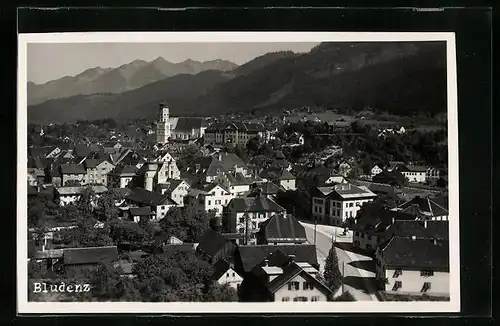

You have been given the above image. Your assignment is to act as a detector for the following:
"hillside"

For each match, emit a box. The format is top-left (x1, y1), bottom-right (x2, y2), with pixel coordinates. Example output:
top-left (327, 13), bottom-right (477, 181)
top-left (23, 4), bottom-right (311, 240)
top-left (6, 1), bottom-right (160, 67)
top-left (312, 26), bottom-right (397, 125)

top-left (28, 70), bottom-right (231, 123)
top-left (27, 41), bottom-right (447, 123)
top-left (27, 58), bottom-right (238, 106)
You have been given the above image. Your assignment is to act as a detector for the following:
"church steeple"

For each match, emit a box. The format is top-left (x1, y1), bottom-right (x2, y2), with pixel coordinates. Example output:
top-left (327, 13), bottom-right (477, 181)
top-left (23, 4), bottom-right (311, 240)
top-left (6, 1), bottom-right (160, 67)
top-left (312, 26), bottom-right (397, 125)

top-left (156, 102), bottom-right (171, 144)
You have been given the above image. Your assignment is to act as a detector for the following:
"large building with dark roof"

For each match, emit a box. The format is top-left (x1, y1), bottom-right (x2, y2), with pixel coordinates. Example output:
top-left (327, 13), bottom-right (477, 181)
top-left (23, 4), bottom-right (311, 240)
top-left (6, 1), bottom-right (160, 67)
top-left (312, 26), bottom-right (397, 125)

top-left (256, 214), bottom-right (307, 245)
top-left (204, 121), bottom-right (266, 145)
top-left (375, 237), bottom-right (449, 296)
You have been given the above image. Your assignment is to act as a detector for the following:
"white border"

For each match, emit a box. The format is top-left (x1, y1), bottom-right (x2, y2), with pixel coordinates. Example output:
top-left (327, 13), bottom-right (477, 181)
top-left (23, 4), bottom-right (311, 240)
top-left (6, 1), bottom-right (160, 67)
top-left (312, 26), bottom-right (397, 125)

top-left (17, 32), bottom-right (460, 314)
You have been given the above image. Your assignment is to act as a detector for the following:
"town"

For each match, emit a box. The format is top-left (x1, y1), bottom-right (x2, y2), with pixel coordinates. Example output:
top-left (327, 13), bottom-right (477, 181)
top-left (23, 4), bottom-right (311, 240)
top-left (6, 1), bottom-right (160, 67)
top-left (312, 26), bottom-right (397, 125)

top-left (27, 102), bottom-right (450, 303)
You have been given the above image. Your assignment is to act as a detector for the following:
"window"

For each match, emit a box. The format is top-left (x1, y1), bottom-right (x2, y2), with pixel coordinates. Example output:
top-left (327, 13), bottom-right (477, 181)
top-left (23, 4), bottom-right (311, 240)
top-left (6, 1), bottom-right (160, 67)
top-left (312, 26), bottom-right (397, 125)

top-left (420, 270), bottom-right (434, 277)
top-left (208, 200), bottom-right (211, 205)
top-left (367, 235), bottom-right (372, 240)
top-left (282, 297), bottom-right (290, 302)
top-left (226, 273), bottom-right (229, 277)
top-left (346, 203), bottom-right (349, 208)
top-left (349, 203), bottom-right (353, 207)
top-left (392, 281), bottom-right (402, 291)
top-left (232, 273), bottom-right (235, 277)
top-left (311, 296), bottom-right (320, 302)
top-left (421, 282), bottom-right (431, 292)
top-left (293, 297), bottom-right (308, 302)
top-left (345, 212), bottom-right (348, 218)
top-left (393, 269), bottom-right (403, 278)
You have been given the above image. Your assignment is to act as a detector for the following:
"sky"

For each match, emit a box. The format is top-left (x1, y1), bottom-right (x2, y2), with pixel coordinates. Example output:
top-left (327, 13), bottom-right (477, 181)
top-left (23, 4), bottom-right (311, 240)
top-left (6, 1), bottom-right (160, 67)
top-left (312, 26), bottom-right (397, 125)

top-left (27, 42), bottom-right (319, 84)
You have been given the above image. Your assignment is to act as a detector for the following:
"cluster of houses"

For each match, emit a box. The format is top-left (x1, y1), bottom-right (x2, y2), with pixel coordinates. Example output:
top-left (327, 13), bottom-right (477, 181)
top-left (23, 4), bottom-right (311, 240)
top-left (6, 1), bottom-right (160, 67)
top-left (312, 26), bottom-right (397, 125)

top-left (370, 161), bottom-right (447, 185)
top-left (27, 103), bottom-right (451, 300)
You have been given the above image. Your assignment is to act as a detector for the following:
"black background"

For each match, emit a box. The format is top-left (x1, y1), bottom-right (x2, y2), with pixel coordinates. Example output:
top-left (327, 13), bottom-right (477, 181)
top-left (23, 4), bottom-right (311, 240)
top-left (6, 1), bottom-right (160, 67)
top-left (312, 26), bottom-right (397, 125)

top-left (2, 4), bottom-right (494, 325)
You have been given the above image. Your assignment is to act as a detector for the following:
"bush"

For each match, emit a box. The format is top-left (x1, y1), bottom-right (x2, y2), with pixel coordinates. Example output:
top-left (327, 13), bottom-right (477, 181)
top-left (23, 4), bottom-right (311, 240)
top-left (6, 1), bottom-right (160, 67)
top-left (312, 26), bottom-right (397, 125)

top-left (334, 291), bottom-right (356, 301)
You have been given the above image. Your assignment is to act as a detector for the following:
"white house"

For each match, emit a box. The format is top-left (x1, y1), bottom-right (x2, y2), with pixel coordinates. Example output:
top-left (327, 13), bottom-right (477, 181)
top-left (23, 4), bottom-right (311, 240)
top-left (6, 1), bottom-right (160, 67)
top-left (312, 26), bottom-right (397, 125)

top-left (84, 158), bottom-right (115, 186)
top-left (124, 187), bottom-right (178, 221)
top-left (278, 169), bottom-right (296, 191)
top-left (157, 179), bottom-right (190, 206)
top-left (107, 165), bottom-right (137, 189)
top-left (397, 165), bottom-right (427, 183)
top-left (212, 259), bottom-right (243, 291)
top-left (311, 183), bottom-right (377, 226)
top-left (371, 165), bottom-right (383, 178)
top-left (54, 185), bottom-right (108, 207)
top-left (192, 183), bottom-right (234, 216)
top-left (376, 237), bottom-right (449, 296)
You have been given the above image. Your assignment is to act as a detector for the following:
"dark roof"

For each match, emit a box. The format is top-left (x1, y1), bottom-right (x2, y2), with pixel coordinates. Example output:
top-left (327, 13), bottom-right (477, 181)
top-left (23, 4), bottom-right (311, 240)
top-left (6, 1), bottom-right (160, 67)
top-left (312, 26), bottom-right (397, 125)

top-left (229, 196), bottom-right (285, 213)
top-left (63, 246), bottom-right (118, 265)
top-left (171, 117), bottom-right (205, 131)
top-left (352, 209), bottom-right (416, 233)
top-left (266, 262), bottom-right (332, 295)
top-left (126, 187), bottom-right (177, 206)
top-left (60, 164), bottom-right (87, 175)
top-left (237, 244), bottom-right (318, 272)
top-left (211, 259), bottom-right (233, 280)
top-left (129, 206), bottom-right (153, 216)
top-left (28, 156), bottom-right (47, 169)
top-left (83, 159), bottom-right (99, 169)
top-left (397, 196), bottom-right (449, 217)
top-left (196, 229), bottom-right (231, 258)
top-left (206, 121), bottom-right (265, 133)
top-left (28, 186), bottom-right (39, 196)
top-left (381, 237), bottom-right (449, 270)
top-left (260, 214), bottom-right (307, 241)
top-left (73, 144), bottom-right (91, 158)
top-left (398, 165), bottom-right (427, 172)
top-left (109, 165), bottom-right (138, 176)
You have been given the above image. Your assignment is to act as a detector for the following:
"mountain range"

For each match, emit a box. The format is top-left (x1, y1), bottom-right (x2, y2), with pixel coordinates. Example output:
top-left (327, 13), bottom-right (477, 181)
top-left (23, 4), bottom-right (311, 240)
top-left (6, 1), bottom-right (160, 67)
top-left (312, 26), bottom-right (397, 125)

top-left (27, 58), bottom-right (238, 105)
top-left (27, 42), bottom-right (447, 123)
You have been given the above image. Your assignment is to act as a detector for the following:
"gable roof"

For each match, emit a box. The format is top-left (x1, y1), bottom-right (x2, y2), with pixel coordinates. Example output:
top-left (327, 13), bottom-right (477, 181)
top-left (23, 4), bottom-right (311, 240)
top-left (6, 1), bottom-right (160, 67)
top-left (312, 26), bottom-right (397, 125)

top-left (63, 246), bottom-right (118, 265)
top-left (126, 187), bottom-right (177, 206)
top-left (170, 117), bottom-right (205, 131)
top-left (266, 262), bottom-right (332, 295)
top-left (259, 214), bottom-right (307, 242)
top-left (237, 244), bottom-right (318, 273)
top-left (380, 237), bottom-right (449, 271)
top-left (109, 165), bottom-right (138, 176)
top-left (196, 229), bottom-right (232, 258)
top-left (397, 196), bottom-right (449, 217)
top-left (210, 259), bottom-right (239, 281)
top-left (60, 164), bottom-right (87, 175)
top-left (229, 196), bottom-right (285, 213)
top-left (129, 206), bottom-right (153, 216)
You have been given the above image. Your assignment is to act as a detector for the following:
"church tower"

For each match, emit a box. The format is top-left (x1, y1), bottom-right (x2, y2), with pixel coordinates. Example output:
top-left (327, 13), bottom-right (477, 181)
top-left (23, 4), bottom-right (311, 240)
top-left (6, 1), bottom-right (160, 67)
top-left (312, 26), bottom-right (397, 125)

top-left (156, 102), bottom-right (171, 143)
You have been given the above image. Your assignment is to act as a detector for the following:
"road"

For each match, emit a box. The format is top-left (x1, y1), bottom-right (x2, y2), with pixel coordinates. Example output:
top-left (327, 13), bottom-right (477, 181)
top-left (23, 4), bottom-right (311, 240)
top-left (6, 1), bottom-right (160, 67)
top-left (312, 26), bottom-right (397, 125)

top-left (301, 222), bottom-right (379, 301)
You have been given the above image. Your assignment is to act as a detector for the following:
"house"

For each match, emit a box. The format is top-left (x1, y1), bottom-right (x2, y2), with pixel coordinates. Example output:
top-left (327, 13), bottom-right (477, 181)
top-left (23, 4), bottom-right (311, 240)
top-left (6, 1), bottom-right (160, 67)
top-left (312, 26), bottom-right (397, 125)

top-left (196, 229), bottom-right (238, 265)
top-left (129, 206), bottom-right (155, 223)
top-left (150, 151), bottom-right (181, 179)
top-left (394, 196), bottom-right (449, 221)
top-left (54, 185), bottom-right (108, 206)
top-left (264, 258), bottom-right (333, 302)
top-left (134, 161), bottom-right (180, 193)
top-left (372, 170), bottom-right (407, 187)
top-left (60, 164), bottom-right (88, 186)
top-left (352, 209), bottom-right (448, 252)
top-left (223, 196), bottom-right (287, 245)
top-left (256, 214), bottom-right (307, 245)
top-left (189, 152), bottom-right (247, 183)
top-left (189, 183), bottom-right (234, 216)
top-left (28, 157), bottom-right (46, 186)
top-left (386, 161), bottom-right (405, 172)
top-left (260, 168), bottom-right (296, 191)
top-left (216, 171), bottom-right (257, 196)
top-left (245, 182), bottom-right (281, 200)
top-left (311, 183), bottom-right (377, 226)
top-left (371, 165), bottom-right (383, 178)
top-left (204, 121), bottom-right (266, 145)
top-left (124, 187), bottom-right (177, 220)
top-left (375, 237), bottom-right (449, 296)
top-left (156, 179), bottom-right (190, 206)
top-left (397, 165), bottom-right (427, 183)
top-left (45, 146), bottom-right (62, 159)
top-left (294, 166), bottom-right (347, 189)
top-left (211, 259), bottom-right (244, 291)
top-left (62, 246), bottom-right (118, 277)
top-left (83, 158), bottom-right (115, 186)
top-left (107, 165), bottom-right (137, 189)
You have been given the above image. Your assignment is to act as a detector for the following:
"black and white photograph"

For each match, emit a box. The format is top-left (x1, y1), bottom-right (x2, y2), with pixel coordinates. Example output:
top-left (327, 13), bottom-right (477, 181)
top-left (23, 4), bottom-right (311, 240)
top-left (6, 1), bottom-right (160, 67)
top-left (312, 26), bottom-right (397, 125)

top-left (17, 32), bottom-right (459, 313)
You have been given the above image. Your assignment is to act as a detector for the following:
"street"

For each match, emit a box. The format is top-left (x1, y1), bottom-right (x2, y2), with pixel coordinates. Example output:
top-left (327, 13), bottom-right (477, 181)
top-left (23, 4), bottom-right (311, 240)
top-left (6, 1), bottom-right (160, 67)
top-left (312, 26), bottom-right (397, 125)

top-left (301, 221), bottom-right (379, 301)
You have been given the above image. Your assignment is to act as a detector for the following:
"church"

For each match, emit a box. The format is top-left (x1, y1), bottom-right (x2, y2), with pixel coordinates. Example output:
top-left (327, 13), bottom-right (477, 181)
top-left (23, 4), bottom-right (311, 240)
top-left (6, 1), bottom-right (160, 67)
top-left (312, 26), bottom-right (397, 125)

top-left (156, 102), bottom-right (207, 143)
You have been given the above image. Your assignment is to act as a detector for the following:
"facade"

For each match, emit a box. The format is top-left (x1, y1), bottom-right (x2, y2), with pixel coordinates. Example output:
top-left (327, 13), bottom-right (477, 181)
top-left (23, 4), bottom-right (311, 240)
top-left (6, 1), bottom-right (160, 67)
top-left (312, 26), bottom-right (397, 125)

top-left (397, 165), bottom-right (427, 183)
top-left (60, 164), bottom-right (88, 186)
top-left (376, 237), bottom-right (449, 296)
top-left (124, 187), bottom-right (177, 220)
top-left (311, 184), bottom-right (377, 226)
top-left (394, 196), bottom-right (449, 221)
top-left (107, 165), bottom-right (137, 189)
top-left (157, 179), bottom-right (190, 207)
top-left (195, 183), bottom-right (234, 216)
top-left (54, 185), bottom-right (108, 207)
top-left (371, 165), bottom-right (383, 178)
top-left (204, 122), bottom-right (266, 145)
top-left (211, 259), bottom-right (243, 291)
top-left (84, 159), bottom-right (115, 186)
top-left (169, 117), bottom-right (207, 141)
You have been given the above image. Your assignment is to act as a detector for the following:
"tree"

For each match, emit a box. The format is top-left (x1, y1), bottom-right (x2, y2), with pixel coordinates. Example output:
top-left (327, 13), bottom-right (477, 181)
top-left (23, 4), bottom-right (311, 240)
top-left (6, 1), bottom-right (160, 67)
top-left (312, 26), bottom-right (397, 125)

top-left (95, 189), bottom-right (121, 221)
top-left (90, 263), bottom-right (141, 301)
top-left (246, 137), bottom-right (260, 154)
top-left (109, 219), bottom-right (149, 244)
top-left (64, 180), bottom-right (82, 187)
top-left (334, 291), bottom-right (356, 301)
top-left (324, 245), bottom-right (342, 292)
top-left (160, 204), bottom-right (212, 242)
top-left (204, 283), bottom-right (239, 302)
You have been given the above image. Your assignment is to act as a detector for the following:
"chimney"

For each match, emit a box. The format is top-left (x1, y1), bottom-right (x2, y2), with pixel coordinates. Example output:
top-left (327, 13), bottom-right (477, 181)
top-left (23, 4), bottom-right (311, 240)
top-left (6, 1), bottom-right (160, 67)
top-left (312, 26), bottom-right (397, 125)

top-left (288, 254), bottom-right (295, 264)
top-left (411, 235), bottom-right (416, 240)
top-left (263, 259), bottom-right (269, 267)
top-left (424, 219), bottom-right (428, 228)
top-left (218, 153), bottom-right (222, 161)
top-left (433, 238), bottom-right (438, 245)
top-left (391, 217), bottom-right (395, 225)
top-left (195, 164), bottom-right (201, 173)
